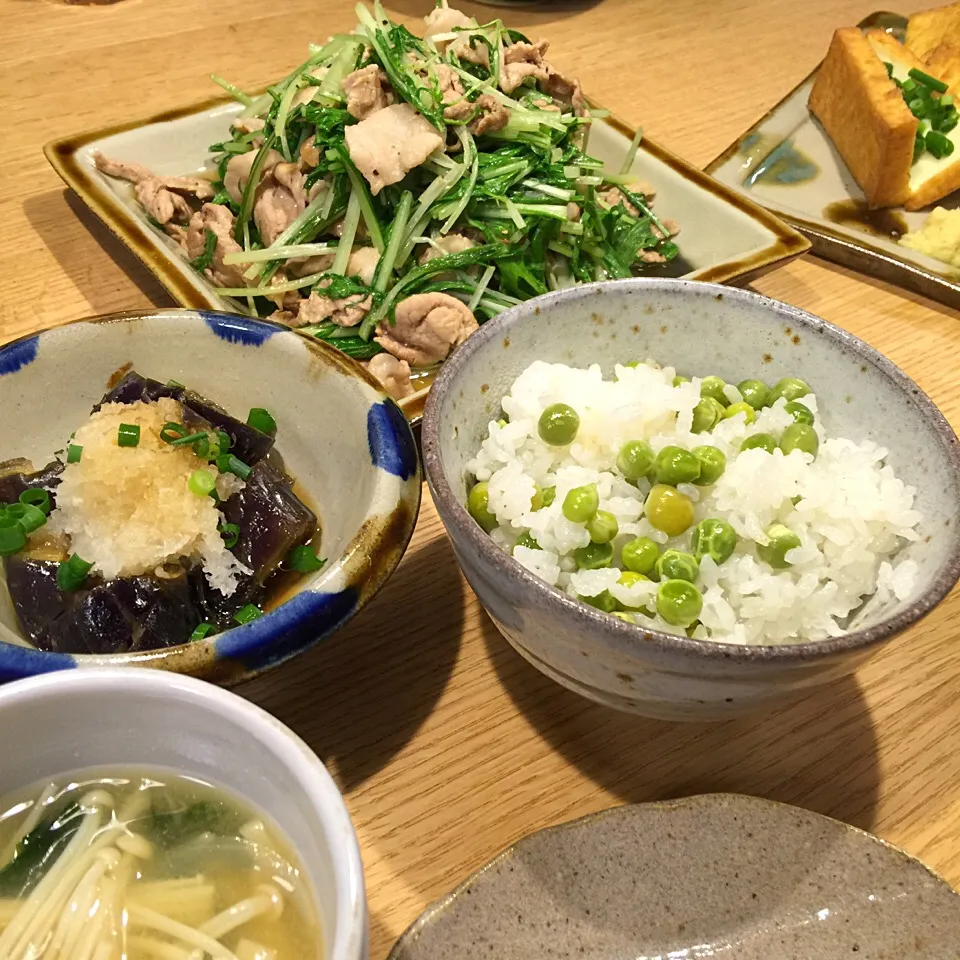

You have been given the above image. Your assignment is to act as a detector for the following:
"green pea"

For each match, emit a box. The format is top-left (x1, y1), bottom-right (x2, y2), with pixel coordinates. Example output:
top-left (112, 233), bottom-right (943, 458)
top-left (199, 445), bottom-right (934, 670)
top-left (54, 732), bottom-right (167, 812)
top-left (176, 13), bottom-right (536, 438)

top-left (769, 377), bottom-right (811, 404)
top-left (655, 549), bottom-right (699, 583)
top-left (616, 440), bottom-right (655, 480)
top-left (656, 579), bottom-right (703, 627)
top-left (541, 486), bottom-right (556, 508)
top-left (562, 483), bottom-right (599, 523)
top-left (672, 375), bottom-right (691, 387)
top-left (692, 445), bottom-right (726, 486)
top-left (618, 571), bottom-right (649, 586)
top-left (737, 378), bottom-right (771, 410)
top-left (700, 376), bottom-right (730, 407)
top-left (467, 482), bottom-right (497, 532)
top-left (654, 445), bottom-right (701, 485)
top-left (611, 611), bottom-right (636, 623)
top-left (780, 423), bottom-right (819, 458)
top-left (645, 484), bottom-right (695, 536)
top-left (586, 509), bottom-right (619, 544)
top-left (538, 403), bottom-right (580, 446)
top-left (691, 397), bottom-right (725, 434)
top-left (784, 401), bottom-right (814, 426)
top-left (757, 523), bottom-right (802, 569)
top-left (496, 419), bottom-right (507, 428)
top-left (740, 433), bottom-right (777, 454)
top-left (621, 536), bottom-right (659, 575)
top-left (515, 532), bottom-right (540, 551)
top-left (691, 518), bottom-right (738, 565)
top-left (529, 484), bottom-right (544, 511)
top-left (574, 541), bottom-right (615, 570)
top-left (723, 401), bottom-right (756, 425)
top-left (579, 590), bottom-right (617, 612)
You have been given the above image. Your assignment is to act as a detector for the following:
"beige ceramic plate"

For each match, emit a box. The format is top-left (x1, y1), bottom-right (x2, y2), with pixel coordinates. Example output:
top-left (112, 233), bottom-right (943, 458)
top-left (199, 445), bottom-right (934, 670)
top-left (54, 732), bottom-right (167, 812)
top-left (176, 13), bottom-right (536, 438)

top-left (45, 97), bottom-right (808, 423)
top-left (706, 13), bottom-right (960, 310)
top-left (389, 795), bottom-right (960, 960)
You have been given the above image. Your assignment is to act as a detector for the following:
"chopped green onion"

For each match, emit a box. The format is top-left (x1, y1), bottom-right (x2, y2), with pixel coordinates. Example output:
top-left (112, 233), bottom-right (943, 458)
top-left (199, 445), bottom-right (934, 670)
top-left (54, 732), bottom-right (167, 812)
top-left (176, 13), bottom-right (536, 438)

top-left (909, 67), bottom-right (949, 94)
top-left (19, 488), bottom-right (51, 515)
top-left (188, 469), bottom-right (216, 497)
top-left (219, 522), bottom-right (240, 549)
top-left (17, 504), bottom-right (47, 533)
top-left (925, 130), bottom-right (955, 159)
top-left (233, 603), bottom-right (262, 625)
top-left (217, 430), bottom-right (232, 452)
top-left (166, 379), bottom-right (185, 389)
top-left (57, 553), bottom-right (94, 591)
top-left (117, 424), bottom-right (141, 448)
top-left (285, 545), bottom-right (326, 572)
top-left (246, 408), bottom-right (277, 436)
top-left (884, 61), bottom-right (894, 78)
top-left (160, 422), bottom-right (188, 443)
top-left (189, 622), bottom-right (217, 641)
top-left (66, 444), bottom-right (83, 464)
top-left (171, 432), bottom-right (210, 458)
top-left (0, 515), bottom-right (26, 557)
top-left (217, 455), bottom-right (252, 481)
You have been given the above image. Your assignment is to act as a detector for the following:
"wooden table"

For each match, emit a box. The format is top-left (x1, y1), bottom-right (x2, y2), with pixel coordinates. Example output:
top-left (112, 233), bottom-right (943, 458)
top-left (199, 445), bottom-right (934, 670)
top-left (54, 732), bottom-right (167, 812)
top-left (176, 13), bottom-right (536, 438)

top-left (5, 0), bottom-right (960, 954)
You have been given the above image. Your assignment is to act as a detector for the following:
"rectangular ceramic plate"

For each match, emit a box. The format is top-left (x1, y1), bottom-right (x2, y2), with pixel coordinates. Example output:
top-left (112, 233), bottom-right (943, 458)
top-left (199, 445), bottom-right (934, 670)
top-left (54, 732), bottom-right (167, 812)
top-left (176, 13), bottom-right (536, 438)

top-left (44, 93), bottom-right (809, 419)
top-left (706, 12), bottom-right (960, 310)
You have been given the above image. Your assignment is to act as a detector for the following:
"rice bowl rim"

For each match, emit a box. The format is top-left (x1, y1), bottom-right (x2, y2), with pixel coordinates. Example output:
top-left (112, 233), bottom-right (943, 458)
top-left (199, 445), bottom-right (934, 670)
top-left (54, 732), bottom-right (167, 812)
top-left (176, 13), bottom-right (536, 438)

top-left (422, 278), bottom-right (960, 661)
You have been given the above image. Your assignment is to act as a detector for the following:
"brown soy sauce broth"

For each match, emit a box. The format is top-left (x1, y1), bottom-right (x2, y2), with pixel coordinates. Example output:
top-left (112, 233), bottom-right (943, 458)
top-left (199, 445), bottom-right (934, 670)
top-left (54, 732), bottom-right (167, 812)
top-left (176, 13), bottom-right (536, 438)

top-left (0, 769), bottom-right (322, 960)
top-left (823, 200), bottom-right (909, 240)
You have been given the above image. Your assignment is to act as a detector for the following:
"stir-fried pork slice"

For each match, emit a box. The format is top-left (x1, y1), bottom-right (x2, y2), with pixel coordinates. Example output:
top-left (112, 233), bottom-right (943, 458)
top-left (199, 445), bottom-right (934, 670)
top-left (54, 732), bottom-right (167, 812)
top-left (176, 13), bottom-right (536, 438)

top-left (542, 70), bottom-right (588, 117)
top-left (92, 153), bottom-right (215, 199)
top-left (223, 148), bottom-right (283, 205)
top-left (348, 246), bottom-right (381, 286)
top-left (375, 293), bottom-right (478, 366)
top-left (500, 40), bottom-right (551, 94)
top-left (345, 104), bottom-right (444, 196)
top-left (436, 63), bottom-right (465, 105)
top-left (300, 137), bottom-right (321, 169)
top-left (599, 182), bottom-right (656, 217)
top-left (231, 117), bottom-right (266, 136)
top-left (254, 162), bottom-right (307, 247)
top-left (93, 152), bottom-right (214, 225)
top-left (423, 6), bottom-right (474, 51)
top-left (186, 204), bottom-right (247, 288)
top-left (419, 233), bottom-right (475, 264)
top-left (290, 254), bottom-right (335, 278)
top-left (295, 288), bottom-right (373, 328)
top-left (342, 64), bottom-right (393, 120)
top-left (468, 95), bottom-right (510, 135)
top-left (367, 354), bottom-right (415, 401)
top-left (135, 179), bottom-right (192, 225)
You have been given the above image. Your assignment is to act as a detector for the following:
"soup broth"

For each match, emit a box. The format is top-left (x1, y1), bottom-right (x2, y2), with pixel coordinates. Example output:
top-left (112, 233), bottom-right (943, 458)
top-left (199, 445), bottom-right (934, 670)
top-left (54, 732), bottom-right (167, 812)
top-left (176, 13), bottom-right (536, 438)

top-left (0, 770), bottom-right (321, 960)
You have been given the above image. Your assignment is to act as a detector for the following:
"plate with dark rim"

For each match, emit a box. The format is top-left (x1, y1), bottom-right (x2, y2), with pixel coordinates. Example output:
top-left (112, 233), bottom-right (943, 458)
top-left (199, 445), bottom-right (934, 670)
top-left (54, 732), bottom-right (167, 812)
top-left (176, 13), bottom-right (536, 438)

top-left (45, 98), bottom-right (808, 425)
top-left (388, 795), bottom-right (960, 960)
top-left (706, 12), bottom-right (960, 311)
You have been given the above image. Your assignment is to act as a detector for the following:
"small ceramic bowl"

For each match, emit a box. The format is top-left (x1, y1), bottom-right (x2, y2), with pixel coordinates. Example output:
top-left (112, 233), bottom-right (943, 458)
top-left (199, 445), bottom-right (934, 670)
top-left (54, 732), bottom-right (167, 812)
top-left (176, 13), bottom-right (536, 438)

top-left (422, 279), bottom-right (960, 720)
top-left (0, 667), bottom-right (368, 960)
top-left (0, 309), bottom-right (421, 683)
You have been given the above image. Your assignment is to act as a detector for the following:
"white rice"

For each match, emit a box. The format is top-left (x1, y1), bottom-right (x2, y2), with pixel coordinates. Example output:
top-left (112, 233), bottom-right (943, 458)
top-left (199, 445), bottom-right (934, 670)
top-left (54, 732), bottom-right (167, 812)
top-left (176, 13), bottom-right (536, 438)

top-left (467, 360), bottom-right (922, 645)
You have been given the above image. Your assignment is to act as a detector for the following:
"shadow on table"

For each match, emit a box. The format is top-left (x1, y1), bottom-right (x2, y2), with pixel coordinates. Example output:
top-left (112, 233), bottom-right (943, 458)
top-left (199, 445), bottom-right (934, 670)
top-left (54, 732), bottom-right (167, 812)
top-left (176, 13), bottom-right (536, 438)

top-left (388, 0), bottom-right (604, 24)
top-left (241, 535), bottom-right (465, 791)
top-left (24, 189), bottom-right (173, 316)
top-left (479, 612), bottom-right (882, 832)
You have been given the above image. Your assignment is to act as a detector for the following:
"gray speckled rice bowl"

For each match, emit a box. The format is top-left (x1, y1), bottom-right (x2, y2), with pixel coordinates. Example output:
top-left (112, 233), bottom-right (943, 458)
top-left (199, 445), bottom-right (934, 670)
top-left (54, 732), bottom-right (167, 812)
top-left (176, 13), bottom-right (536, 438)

top-left (421, 279), bottom-right (960, 718)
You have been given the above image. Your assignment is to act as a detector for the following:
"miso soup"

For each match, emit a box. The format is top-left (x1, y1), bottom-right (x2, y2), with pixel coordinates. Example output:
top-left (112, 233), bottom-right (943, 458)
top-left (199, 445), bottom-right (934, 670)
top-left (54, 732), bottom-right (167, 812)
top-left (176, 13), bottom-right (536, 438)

top-left (0, 770), bottom-right (321, 960)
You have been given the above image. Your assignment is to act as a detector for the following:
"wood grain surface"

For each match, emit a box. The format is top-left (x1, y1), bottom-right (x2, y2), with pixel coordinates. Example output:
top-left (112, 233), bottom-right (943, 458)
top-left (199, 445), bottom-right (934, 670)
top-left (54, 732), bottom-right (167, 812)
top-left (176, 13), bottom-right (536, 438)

top-left (4, 0), bottom-right (960, 955)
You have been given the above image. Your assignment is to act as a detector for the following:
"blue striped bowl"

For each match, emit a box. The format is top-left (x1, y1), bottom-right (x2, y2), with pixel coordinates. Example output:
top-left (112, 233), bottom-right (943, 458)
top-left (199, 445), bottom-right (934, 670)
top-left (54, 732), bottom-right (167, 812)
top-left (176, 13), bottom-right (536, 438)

top-left (0, 309), bottom-right (421, 683)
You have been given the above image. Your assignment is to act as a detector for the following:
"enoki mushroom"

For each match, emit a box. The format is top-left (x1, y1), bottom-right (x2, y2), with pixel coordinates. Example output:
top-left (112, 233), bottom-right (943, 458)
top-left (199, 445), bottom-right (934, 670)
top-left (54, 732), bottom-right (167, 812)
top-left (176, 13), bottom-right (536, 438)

top-left (0, 790), bottom-right (287, 960)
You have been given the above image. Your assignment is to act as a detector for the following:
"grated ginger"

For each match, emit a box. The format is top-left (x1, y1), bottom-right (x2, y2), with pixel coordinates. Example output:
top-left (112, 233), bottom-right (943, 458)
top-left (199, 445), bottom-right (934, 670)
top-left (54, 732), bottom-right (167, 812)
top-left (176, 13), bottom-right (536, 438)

top-left (49, 398), bottom-right (250, 593)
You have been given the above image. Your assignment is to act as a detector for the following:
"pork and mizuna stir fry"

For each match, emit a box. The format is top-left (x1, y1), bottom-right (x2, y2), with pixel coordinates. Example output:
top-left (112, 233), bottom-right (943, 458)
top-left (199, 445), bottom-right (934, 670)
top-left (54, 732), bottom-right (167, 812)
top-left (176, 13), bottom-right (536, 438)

top-left (0, 373), bottom-right (322, 655)
top-left (93, 1), bottom-right (682, 401)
